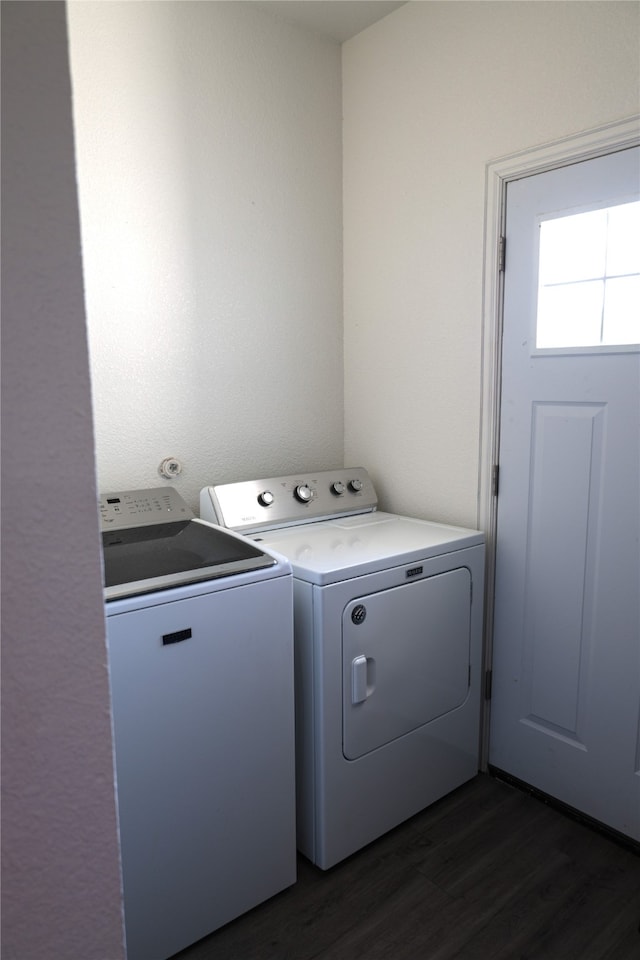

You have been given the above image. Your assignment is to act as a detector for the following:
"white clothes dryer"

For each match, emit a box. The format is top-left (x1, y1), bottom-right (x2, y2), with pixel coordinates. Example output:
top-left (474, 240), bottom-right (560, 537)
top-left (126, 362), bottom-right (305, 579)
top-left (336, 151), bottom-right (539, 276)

top-left (201, 469), bottom-right (485, 870)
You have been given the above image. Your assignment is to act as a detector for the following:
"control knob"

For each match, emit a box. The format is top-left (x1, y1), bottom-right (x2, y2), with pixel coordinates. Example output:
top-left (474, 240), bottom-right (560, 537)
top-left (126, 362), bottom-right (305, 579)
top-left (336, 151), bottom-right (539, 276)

top-left (331, 480), bottom-right (346, 496)
top-left (349, 478), bottom-right (364, 493)
top-left (257, 490), bottom-right (274, 507)
top-left (294, 484), bottom-right (313, 503)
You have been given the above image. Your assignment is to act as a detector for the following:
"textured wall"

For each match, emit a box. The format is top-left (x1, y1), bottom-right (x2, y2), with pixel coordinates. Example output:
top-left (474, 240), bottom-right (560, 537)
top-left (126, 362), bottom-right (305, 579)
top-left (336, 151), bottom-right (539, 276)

top-left (343, 0), bottom-right (640, 527)
top-left (67, 0), bottom-right (344, 509)
top-left (0, 3), bottom-right (125, 958)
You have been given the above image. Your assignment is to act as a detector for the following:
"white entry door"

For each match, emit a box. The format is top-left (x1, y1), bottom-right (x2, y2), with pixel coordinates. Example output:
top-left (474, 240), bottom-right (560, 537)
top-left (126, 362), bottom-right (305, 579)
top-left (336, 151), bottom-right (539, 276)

top-left (488, 146), bottom-right (640, 841)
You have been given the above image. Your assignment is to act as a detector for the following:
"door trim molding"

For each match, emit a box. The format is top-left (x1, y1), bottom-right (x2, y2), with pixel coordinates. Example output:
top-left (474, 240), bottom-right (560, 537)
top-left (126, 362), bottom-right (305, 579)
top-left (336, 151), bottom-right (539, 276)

top-left (478, 115), bottom-right (640, 768)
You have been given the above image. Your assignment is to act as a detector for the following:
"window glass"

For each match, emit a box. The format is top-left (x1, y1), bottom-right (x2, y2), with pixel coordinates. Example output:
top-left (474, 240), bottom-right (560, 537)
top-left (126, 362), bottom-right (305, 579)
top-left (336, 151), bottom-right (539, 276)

top-left (538, 209), bottom-right (607, 285)
top-left (536, 200), bottom-right (640, 349)
top-left (603, 275), bottom-right (640, 345)
top-left (537, 280), bottom-right (604, 349)
top-left (606, 204), bottom-right (640, 275)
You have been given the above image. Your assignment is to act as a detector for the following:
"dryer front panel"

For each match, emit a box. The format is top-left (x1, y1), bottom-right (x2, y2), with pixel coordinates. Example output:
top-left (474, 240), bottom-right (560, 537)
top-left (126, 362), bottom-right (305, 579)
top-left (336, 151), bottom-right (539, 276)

top-left (342, 567), bottom-right (472, 760)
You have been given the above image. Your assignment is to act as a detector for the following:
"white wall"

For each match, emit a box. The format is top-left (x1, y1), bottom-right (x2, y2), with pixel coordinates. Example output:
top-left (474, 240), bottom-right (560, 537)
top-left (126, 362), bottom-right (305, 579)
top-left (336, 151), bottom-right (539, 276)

top-left (343, 0), bottom-right (640, 527)
top-left (67, 0), bottom-right (343, 509)
top-left (0, 3), bottom-right (125, 958)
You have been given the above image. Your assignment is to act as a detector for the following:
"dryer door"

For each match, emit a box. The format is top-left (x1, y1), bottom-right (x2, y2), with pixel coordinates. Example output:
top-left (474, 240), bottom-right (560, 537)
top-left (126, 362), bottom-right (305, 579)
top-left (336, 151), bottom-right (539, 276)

top-left (342, 567), bottom-right (472, 760)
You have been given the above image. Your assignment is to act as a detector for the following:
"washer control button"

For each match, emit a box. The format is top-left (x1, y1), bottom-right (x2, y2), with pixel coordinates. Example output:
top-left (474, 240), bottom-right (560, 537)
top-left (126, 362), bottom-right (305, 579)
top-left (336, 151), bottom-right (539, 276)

top-left (257, 490), bottom-right (274, 507)
top-left (294, 484), bottom-right (313, 503)
top-left (331, 480), bottom-right (346, 496)
top-left (349, 478), bottom-right (364, 493)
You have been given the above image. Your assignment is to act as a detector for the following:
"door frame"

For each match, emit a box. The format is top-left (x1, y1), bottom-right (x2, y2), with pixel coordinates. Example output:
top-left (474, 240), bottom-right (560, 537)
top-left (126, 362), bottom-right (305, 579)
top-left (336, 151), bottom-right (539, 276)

top-left (477, 115), bottom-right (640, 768)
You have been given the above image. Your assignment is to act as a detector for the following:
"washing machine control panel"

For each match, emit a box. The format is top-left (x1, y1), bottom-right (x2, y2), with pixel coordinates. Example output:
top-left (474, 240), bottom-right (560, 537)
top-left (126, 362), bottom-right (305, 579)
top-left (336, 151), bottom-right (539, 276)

top-left (201, 468), bottom-right (378, 533)
top-left (100, 486), bottom-right (193, 529)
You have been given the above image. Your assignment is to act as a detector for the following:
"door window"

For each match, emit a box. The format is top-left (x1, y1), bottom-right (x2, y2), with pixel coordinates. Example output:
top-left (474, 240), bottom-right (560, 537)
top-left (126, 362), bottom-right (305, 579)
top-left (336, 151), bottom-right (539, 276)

top-left (536, 199), bottom-right (640, 350)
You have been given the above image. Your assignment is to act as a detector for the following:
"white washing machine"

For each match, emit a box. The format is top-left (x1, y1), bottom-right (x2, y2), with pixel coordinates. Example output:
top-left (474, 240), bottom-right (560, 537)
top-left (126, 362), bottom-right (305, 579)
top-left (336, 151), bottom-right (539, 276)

top-left (200, 469), bottom-right (485, 870)
top-left (100, 487), bottom-right (296, 960)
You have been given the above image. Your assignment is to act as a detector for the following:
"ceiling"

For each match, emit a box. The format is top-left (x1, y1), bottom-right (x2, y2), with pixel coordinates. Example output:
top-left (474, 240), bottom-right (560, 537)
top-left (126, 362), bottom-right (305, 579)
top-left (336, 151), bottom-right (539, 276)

top-left (247, 1), bottom-right (407, 44)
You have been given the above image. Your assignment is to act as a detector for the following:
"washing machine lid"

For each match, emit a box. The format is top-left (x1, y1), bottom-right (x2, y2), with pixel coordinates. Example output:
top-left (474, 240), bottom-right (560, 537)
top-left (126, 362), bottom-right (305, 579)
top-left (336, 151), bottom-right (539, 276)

top-left (256, 512), bottom-right (484, 586)
top-left (100, 487), bottom-right (276, 601)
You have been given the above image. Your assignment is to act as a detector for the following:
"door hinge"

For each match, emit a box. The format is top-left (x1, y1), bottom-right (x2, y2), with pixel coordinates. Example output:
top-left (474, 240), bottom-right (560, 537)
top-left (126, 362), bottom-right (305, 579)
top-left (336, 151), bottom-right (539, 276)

top-left (498, 235), bottom-right (506, 272)
top-left (492, 464), bottom-right (500, 497)
top-left (484, 669), bottom-right (493, 701)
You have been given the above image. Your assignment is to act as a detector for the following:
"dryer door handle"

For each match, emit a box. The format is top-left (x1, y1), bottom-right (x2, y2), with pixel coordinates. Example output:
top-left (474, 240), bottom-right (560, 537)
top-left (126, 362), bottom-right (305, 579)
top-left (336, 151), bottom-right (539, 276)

top-left (352, 655), bottom-right (376, 705)
top-left (352, 656), bottom-right (368, 704)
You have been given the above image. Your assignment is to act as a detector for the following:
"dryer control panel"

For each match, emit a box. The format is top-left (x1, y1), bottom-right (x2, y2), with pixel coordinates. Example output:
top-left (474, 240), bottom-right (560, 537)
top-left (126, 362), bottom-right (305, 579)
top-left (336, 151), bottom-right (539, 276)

top-left (201, 468), bottom-right (378, 534)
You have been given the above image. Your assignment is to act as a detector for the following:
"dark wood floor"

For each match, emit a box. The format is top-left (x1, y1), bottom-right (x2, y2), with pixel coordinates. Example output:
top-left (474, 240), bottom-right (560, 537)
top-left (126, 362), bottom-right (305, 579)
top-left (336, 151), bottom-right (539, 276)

top-left (173, 774), bottom-right (640, 960)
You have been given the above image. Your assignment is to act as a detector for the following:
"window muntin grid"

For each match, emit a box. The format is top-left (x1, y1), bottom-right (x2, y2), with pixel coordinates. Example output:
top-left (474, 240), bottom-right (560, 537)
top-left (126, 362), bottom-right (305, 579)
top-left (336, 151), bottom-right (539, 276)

top-left (536, 200), bottom-right (639, 350)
